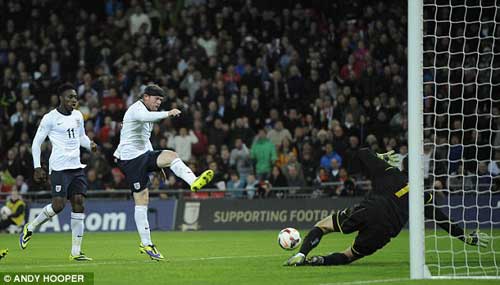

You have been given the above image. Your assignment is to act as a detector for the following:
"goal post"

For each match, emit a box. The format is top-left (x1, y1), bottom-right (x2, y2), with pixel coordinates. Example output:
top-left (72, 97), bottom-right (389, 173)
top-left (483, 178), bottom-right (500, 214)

top-left (410, 0), bottom-right (500, 279)
top-left (408, 0), bottom-right (426, 280)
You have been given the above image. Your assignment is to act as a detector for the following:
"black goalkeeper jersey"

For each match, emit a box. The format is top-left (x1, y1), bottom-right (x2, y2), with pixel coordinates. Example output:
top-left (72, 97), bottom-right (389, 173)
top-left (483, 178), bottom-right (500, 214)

top-left (354, 149), bottom-right (431, 234)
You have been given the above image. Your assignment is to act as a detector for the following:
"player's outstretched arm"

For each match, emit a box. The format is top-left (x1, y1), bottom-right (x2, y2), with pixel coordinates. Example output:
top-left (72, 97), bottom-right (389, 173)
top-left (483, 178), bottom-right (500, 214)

top-left (355, 148), bottom-right (394, 180)
top-left (32, 116), bottom-right (51, 182)
top-left (134, 108), bottom-right (181, 122)
top-left (462, 231), bottom-right (490, 248)
top-left (424, 196), bottom-right (490, 247)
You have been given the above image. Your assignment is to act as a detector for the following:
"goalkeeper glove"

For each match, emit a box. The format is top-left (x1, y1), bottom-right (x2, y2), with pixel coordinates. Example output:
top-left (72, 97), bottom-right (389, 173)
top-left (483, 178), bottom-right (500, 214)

top-left (463, 231), bottom-right (490, 248)
top-left (376, 150), bottom-right (400, 167)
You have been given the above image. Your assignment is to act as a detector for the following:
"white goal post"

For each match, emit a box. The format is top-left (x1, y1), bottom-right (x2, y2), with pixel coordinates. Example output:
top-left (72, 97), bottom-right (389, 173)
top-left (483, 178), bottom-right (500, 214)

top-left (409, 0), bottom-right (500, 280)
top-left (408, 0), bottom-right (426, 279)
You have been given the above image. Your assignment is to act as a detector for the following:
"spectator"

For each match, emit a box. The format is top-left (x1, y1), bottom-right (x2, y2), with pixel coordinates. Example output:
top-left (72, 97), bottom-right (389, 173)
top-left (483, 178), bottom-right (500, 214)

top-left (107, 168), bottom-right (127, 190)
top-left (281, 152), bottom-right (304, 182)
top-left (15, 175), bottom-right (28, 194)
top-left (197, 31), bottom-right (217, 57)
top-left (244, 174), bottom-right (258, 199)
top-left (335, 168), bottom-right (357, 196)
top-left (1, 149), bottom-right (22, 179)
top-left (129, 5), bottom-right (151, 35)
top-left (395, 144), bottom-right (408, 170)
top-left (344, 136), bottom-right (362, 176)
top-left (477, 162), bottom-right (493, 192)
top-left (267, 121), bottom-right (293, 147)
top-left (300, 151), bottom-right (317, 186)
top-left (207, 118), bottom-right (228, 146)
top-left (320, 143), bottom-right (343, 171)
top-left (489, 160), bottom-right (500, 176)
top-left (191, 120), bottom-right (209, 157)
top-left (329, 158), bottom-right (342, 183)
top-left (230, 117), bottom-right (255, 146)
top-left (226, 171), bottom-right (245, 198)
top-left (167, 127), bottom-right (198, 162)
top-left (229, 138), bottom-right (252, 182)
top-left (256, 180), bottom-right (273, 199)
top-left (286, 165), bottom-right (306, 188)
top-left (250, 129), bottom-right (277, 180)
top-left (218, 146), bottom-right (231, 181)
top-left (448, 163), bottom-right (475, 193)
top-left (87, 169), bottom-right (104, 190)
top-left (276, 138), bottom-right (298, 168)
top-left (269, 165), bottom-right (288, 198)
top-left (10, 101), bottom-right (24, 127)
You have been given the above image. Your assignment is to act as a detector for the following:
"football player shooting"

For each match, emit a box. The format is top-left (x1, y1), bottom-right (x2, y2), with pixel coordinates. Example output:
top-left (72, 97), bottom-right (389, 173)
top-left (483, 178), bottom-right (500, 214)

top-left (285, 149), bottom-right (490, 266)
top-left (22, 83), bottom-right (97, 261)
top-left (114, 84), bottom-right (213, 261)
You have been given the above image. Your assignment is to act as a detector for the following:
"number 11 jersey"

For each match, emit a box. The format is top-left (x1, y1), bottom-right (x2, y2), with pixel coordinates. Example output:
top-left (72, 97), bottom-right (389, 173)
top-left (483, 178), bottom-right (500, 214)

top-left (32, 109), bottom-right (87, 172)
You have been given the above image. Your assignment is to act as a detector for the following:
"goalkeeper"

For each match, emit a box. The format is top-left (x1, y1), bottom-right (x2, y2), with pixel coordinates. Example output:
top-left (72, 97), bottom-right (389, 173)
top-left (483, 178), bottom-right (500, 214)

top-left (285, 149), bottom-right (490, 266)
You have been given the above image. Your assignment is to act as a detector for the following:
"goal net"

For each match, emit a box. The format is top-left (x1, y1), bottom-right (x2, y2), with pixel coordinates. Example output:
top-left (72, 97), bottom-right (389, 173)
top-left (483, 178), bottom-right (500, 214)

top-left (421, 0), bottom-right (500, 279)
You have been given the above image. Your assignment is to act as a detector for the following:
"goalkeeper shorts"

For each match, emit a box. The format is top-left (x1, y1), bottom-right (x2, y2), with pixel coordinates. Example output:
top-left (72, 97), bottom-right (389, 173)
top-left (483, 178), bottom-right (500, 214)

top-left (333, 203), bottom-right (396, 257)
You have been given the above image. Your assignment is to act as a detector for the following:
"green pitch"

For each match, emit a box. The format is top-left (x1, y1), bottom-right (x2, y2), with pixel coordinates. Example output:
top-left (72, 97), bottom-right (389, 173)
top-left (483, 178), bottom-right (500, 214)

top-left (0, 230), bottom-right (499, 284)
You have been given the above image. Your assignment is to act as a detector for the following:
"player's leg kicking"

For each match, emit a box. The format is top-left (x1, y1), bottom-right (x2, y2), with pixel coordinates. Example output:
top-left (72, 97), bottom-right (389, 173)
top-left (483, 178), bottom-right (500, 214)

top-left (118, 150), bottom-right (213, 261)
top-left (156, 150), bottom-right (213, 192)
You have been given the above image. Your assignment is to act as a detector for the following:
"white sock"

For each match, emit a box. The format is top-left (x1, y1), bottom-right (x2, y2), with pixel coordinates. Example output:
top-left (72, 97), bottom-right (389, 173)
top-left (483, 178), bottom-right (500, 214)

top-left (28, 204), bottom-right (56, 231)
top-left (71, 212), bottom-right (85, 256)
top-left (135, 205), bottom-right (152, 246)
top-left (169, 158), bottom-right (197, 185)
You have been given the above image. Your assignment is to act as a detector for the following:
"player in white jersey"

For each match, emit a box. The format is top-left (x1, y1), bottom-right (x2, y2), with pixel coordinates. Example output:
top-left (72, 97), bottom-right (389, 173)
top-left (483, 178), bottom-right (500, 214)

top-left (20, 83), bottom-right (97, 261)
top-left (114, 84), bottom-right (213, 261)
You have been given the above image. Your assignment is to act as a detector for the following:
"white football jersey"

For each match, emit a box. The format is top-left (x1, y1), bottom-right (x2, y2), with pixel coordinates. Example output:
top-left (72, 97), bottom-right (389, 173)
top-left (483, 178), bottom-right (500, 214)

top-left (113, 101), bottom-right (169, 160)
top-left (32, 109), bottom-right (91, 172)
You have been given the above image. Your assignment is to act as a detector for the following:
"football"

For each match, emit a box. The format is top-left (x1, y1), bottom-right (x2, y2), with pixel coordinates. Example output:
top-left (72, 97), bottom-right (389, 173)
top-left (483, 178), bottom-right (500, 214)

top-left (278, 228), bottom-right (301, 250)
top-left (0, 206), bottom-right (12, 221)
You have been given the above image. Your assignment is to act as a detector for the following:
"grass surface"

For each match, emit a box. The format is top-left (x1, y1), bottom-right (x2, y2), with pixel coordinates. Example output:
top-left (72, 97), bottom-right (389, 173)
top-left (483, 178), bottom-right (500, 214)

top-left (0, 230), bottom-right (499, 284)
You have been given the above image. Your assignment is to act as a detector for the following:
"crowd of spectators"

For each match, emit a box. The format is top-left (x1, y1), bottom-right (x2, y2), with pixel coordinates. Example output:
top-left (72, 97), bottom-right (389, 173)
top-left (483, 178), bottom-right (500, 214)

top-left (0, 0), bottom-right (498, 199)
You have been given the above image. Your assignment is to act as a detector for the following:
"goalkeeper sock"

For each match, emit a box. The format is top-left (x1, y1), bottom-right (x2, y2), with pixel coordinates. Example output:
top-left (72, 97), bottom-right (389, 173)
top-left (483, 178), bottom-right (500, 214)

top-left (169, 158), bottom-right (196, 186)
top-left (134, 205), bottom-right (152, 246)
top-left (71, 212), bottom-right (85, 256)
top-left (28, 204), bottom-right (56, 231)
top-left (323, 252), bottom-right (351, 265)
top-left (299, 227), bottom-right (324, 256)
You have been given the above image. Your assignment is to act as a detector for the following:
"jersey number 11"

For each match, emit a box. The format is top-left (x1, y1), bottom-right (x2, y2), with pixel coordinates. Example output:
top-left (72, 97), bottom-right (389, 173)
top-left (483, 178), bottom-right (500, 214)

top-left (67, 128), bottom-right (75, 139)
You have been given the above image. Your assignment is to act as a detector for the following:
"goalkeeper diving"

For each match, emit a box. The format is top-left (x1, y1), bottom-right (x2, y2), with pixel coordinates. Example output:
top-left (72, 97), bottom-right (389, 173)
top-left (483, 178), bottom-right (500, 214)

top-left (285, 149), bottom-right (491, 266)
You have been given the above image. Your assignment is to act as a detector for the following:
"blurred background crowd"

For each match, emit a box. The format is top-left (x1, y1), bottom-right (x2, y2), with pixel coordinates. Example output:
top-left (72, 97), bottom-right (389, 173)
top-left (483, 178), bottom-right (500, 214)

top-left (0, 0), bottom-right (498, 200)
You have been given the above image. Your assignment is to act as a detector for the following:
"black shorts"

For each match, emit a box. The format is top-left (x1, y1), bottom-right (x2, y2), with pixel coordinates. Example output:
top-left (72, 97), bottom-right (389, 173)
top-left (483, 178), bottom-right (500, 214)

top-left (332, 202), bottom-right (395, 257)
top-left (50, 168), bottom-right (88, 199)
top-left (117, 151), bottom-right (162, 193)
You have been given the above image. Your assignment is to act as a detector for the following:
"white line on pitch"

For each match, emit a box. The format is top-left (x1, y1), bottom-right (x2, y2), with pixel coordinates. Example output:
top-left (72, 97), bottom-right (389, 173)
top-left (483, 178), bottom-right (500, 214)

top-left (3, 254), bottom-right (284, 269)
top-left (319, 278), bottom-right (411, 285)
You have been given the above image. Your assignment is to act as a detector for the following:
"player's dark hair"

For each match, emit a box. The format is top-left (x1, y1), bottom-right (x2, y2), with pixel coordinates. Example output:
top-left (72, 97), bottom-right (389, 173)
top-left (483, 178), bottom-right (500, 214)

top-left (142, 84), bottom-right (165, 98)
top-left (57, 83), bottom-right (75, 96)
